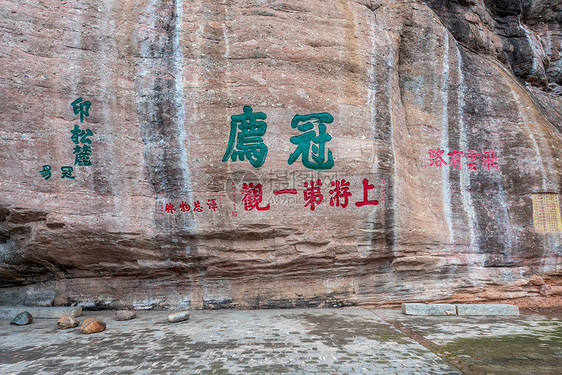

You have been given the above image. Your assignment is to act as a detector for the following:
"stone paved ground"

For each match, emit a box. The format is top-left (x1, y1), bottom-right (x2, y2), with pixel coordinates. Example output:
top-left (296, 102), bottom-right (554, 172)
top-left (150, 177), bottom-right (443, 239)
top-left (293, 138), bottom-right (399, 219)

top-left (0, 308), bottom-right (559, 374)
top-left (376, 309), bottom-right (562, 375)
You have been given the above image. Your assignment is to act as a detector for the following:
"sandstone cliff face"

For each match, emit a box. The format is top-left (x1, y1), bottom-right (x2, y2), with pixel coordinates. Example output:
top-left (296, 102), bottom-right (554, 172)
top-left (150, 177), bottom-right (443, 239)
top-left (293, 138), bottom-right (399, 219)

top-left (0, 0), bottom-right (560, 309)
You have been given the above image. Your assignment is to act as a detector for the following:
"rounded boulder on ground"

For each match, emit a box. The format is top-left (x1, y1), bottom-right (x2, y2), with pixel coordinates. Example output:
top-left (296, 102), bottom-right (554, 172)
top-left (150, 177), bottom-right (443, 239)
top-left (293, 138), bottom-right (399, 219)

top-left (167, 311), bottom-right (190, 323)
top-left (115, 310), bottom-right (137, 321)
top-left (10, 311), bottom-right (33, 326)
top-left (57, 315), bottom-right (80, 329)
top-left (80, 318), bottom-right (106, 334)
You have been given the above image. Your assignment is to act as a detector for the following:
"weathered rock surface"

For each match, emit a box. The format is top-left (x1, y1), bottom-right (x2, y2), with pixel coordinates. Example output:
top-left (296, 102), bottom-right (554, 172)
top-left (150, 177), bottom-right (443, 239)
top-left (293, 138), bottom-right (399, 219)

top-left (168, 311), bottom-right (190, 323)
top-left (57, 315), bottom-right (80, 329)
top-left (0, 0), bottom-right (560, 309)
top-left (10, 311), bottom-right (33, 325)
top-left (80, 318), bottom-right (106, 334)
top-left (115, 310), bottom-right (136, 321)
top-left (425, 0), bottom-right (562, 93)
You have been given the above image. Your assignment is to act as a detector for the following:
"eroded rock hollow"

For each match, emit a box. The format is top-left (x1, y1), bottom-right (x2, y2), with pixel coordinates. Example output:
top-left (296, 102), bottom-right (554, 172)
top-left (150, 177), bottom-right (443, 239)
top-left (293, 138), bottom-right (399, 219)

top-left (0, 0), bottom-right (561, 309)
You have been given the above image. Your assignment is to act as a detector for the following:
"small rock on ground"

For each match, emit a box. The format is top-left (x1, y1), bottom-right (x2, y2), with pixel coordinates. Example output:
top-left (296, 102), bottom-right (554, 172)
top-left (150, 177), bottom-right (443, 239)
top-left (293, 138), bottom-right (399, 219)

top-left (80, 318), bottom-right (106, 334)
top-left (57, 315), bottom-right (80, 329)
top-left (115, 310), bottom-right (136, 321)
top-left (167, 311), bottom-right (190, 323)
top-left (10, 311), bottom-right (33, 326)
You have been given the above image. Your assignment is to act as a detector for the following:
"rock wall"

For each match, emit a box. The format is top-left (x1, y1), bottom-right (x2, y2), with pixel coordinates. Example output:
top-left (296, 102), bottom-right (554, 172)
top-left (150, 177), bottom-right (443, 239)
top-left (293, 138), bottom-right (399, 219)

top-left (0, 0), bottom-right (560, 309)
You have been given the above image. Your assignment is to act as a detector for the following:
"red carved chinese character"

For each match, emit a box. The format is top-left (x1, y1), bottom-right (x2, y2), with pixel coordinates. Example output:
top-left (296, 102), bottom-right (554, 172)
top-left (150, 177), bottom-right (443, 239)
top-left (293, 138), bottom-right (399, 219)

top-left (448, 150), bottom-right (464, 170)
top-left (428, 148), bottom-right (448, 167)
top-left (179, 201), bottom-right (190, 212)
top-left (329, 179), bottom-right (351, 208)
top-left (193, 201), bottom-right (203, 212)
top-left (165, 203), bottom-right (176, 214)
top-left (465, 150), bottom-right (480, 171)
top-left (241, 183), bottom-right (270, 211)
top-left (273, 189), bottom-right (298, 195)
top-left (304, 179), bottom-right (323, 211)
top-left (482, 150), bottom-right (499, 170)
top-left (355, 179), bottom-right (379, 207)
top-left (207, 199), bottom-right (218, 211)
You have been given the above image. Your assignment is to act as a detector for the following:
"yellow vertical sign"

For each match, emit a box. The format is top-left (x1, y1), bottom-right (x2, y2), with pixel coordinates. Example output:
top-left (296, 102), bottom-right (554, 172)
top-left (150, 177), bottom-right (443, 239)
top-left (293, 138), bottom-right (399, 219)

top-left (532, 193), bottom-right (562, 233)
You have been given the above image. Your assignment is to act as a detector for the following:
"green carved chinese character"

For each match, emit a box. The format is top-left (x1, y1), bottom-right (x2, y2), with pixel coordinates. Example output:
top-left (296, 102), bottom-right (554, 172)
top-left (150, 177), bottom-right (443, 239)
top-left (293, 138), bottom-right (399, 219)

top-left (70, 125), bottom-right (93, 145)
top-left (61, 166), bottom-right (75, 179)
top-left (73, 145), bottom-right (92, 166)
top-left (71, 97), bottom-right (91, 123)
top-left (222, 106), bottom-right (268, 168)
top-left (40, 165), bottom-right (52, 180)
top-left (288, 113), bottom-right (334, 170)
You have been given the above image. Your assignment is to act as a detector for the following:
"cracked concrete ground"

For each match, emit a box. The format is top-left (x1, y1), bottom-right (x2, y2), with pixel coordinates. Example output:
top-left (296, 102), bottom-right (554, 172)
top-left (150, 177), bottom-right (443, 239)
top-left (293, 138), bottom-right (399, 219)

top-left (0, 308), bottom-right (560, 374)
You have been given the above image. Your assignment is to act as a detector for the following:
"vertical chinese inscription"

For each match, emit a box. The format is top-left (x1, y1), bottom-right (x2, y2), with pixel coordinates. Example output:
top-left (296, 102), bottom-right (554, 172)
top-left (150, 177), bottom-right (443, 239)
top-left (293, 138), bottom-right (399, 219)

top-left (532, 193), bottom-right (562, 233)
